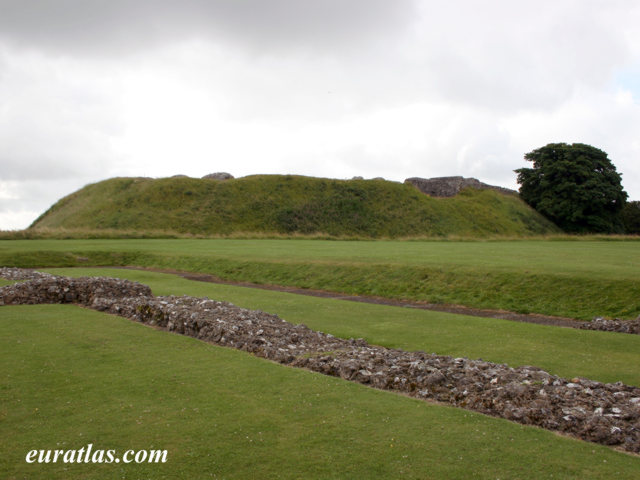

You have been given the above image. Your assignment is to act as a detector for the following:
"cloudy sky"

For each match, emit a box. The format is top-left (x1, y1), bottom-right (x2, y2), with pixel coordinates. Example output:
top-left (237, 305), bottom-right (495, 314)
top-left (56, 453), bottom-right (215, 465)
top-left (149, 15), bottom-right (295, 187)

top-left (1, 0), bottom-right (639, 229)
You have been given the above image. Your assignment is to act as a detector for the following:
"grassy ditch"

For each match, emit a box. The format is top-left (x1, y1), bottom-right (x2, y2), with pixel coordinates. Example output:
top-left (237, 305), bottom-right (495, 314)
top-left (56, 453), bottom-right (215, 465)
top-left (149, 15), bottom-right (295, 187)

top-left (1, 238), bottom-right (638, 319)
top-left (1, 304), bottom-right (639, 479)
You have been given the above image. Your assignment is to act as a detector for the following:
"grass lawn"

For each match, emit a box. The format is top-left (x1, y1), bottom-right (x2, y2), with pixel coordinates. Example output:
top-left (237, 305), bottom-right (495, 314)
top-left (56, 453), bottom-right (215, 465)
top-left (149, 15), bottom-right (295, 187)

top-left (1, 304), bottom-right (639, 479)
top-left (1, 238), bottom-right (639, 319)
top-left (43, 268), bottom-right (640, 387)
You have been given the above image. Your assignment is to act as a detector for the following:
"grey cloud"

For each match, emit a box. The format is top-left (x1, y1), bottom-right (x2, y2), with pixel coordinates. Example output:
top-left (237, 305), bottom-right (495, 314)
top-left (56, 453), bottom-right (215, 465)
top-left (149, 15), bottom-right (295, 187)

top-left (0, 0), bottom-right (418, 56)
top-left (1, 0), bottom-right (632, 115)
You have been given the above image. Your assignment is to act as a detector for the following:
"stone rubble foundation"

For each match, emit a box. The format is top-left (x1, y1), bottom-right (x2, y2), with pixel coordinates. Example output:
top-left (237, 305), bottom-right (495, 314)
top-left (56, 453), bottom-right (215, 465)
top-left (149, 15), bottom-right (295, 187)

top-left (579, 317), bottom-right (640, 335)
top-left (1, 267), bottom-right (639, 453)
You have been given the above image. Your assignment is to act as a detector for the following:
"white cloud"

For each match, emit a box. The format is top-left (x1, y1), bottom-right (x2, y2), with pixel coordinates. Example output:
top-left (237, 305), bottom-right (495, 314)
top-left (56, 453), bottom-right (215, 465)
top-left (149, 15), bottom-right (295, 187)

top-left (0, 47), bottom-right (124, 181)
top-left (0, 178), bottom-right (92, 230)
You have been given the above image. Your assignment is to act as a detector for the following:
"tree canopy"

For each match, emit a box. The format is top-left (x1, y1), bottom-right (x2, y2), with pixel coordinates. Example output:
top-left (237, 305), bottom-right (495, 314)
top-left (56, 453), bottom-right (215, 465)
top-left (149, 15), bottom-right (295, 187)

top-left (515, 143), bottom-right (627, 233)
top-left (621, 201), bottom-right (640, 234)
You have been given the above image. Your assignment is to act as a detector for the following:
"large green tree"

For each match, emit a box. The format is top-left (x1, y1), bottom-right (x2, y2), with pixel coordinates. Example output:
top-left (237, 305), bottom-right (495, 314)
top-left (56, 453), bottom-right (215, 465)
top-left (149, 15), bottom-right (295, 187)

top-left (515, 143), bottom-right (627, 233)
top-left (621, 201), bottom-right (640, 234)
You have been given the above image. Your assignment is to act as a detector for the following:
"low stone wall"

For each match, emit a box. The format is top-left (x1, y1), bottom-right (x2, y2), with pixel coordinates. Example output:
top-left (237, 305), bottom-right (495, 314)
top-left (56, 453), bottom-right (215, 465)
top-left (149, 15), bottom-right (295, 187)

top-left (0, 269), bottom-right (151, 306)
top-left (1, 268), bottom-right (639, 453)
top-left (0, 267), bottom-right (53, 282)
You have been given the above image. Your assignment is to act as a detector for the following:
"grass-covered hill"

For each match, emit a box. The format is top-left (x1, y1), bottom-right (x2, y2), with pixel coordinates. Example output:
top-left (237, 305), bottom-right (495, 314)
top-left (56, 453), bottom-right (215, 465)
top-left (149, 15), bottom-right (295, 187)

top-left (30, 175), bottom-right (560, 237)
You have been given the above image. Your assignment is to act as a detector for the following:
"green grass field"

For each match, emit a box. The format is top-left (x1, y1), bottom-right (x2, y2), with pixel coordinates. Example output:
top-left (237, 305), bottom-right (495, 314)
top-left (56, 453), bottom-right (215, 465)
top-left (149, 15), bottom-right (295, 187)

top-left (1, 238), bottom-right (639, 319)
top-left (2, 304), bottom-right (639, 479)
top-left (4, 183), bottom-right (639, 478)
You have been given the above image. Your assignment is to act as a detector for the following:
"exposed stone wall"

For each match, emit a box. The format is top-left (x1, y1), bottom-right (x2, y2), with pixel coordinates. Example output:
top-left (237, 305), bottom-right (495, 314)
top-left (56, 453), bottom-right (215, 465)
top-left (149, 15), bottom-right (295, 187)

top-left (579, 317), bottom-right (640, 334)
top-left (202, 172), bottom-right (234, 180)
top-left (1, 268), bottom-right (639, 453)
top-left (0, 267), bottom-right (52, 282)
top-left (405, 176), bottom-right (517, 197)
top-left (0, 271), bottom-right (151, 306)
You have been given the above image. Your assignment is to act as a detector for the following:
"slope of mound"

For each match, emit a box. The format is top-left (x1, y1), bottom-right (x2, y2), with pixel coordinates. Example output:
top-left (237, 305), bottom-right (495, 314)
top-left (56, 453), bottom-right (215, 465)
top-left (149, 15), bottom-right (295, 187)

top-left (30, 175), bottom-right (559, 237)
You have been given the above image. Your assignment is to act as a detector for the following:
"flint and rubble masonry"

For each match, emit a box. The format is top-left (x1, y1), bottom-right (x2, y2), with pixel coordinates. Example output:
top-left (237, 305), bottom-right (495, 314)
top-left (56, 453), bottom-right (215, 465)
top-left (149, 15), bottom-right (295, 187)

top-left (1, 268), bottom-right (639, 454)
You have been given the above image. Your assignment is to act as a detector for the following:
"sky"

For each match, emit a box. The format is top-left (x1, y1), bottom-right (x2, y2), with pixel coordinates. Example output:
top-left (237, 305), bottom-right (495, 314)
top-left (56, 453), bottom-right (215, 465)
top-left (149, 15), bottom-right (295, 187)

top-left (1, 0), bottom-right (639, 230)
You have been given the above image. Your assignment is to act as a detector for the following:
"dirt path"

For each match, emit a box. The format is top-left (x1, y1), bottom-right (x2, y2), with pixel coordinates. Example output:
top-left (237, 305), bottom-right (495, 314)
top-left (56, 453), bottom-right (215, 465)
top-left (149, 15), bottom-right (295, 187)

top-left (111, 266), bottom-right (586, 329)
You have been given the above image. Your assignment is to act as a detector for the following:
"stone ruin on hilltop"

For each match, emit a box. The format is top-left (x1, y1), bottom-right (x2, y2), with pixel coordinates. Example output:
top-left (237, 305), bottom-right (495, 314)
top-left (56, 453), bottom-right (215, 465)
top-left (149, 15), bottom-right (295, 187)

top-left (405, 176), bottom-right (517, 197)
top-left (202, 172), bottom-right (234, 180)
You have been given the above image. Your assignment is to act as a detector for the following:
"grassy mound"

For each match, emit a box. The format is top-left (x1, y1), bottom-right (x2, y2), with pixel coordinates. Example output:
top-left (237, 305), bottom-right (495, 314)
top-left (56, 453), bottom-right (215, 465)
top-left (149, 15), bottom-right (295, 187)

top-left (30, 175), bottom-right (559, 237)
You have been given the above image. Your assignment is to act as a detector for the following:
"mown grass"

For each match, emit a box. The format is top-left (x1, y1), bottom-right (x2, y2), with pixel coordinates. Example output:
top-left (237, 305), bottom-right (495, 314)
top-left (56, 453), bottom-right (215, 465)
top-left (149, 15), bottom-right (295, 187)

top-left (45, 268), bottom-right (640, 386)
top-left (29, 175), bottom-right (559, 237)
top-left (1, 238), bottom-right (638, 319)
top-left (2, 228), bottom-right (639, 242)
top-left (1, 304), bottom-right (639, 480)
